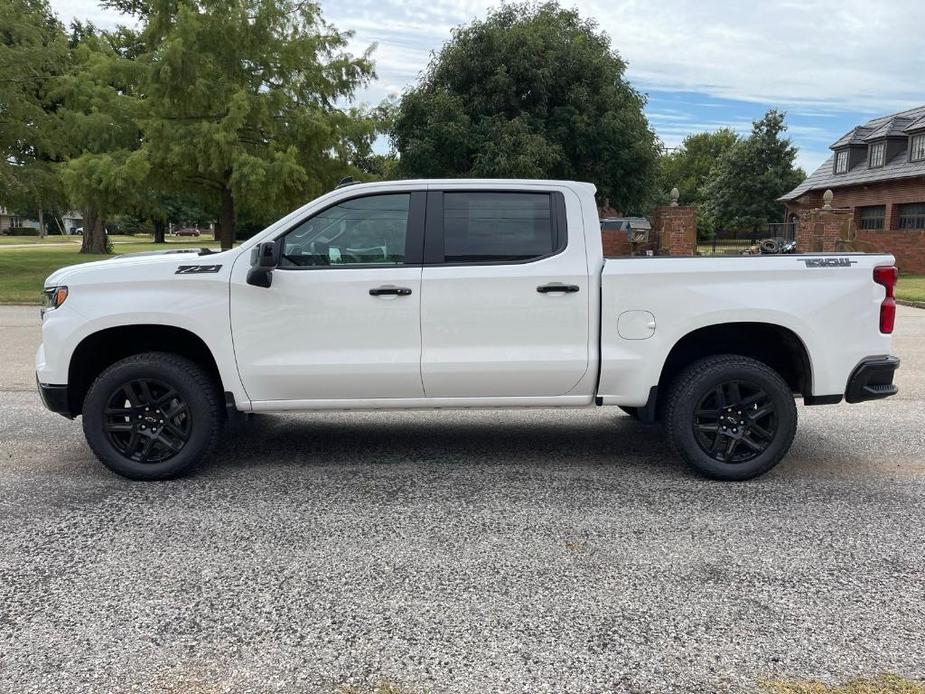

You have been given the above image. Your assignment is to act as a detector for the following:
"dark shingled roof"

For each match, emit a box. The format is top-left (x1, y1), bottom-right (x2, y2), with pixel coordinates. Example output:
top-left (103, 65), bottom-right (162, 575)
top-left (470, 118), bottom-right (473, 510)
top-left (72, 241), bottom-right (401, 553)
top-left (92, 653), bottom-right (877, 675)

top-left (780, 105), bottom-right (925, 202)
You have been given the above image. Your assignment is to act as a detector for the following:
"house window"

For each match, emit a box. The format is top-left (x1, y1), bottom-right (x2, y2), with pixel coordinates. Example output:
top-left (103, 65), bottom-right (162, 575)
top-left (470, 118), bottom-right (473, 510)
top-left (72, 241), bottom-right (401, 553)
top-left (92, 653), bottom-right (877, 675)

top-left (868, 142), bottom-right (885, 168)
top-left (897, 202), bottom-right (925, 230)
top-left (858, 206), bottom-right (885, 230)
top-left (10, 217), bottom-right (23, 229)
top-left (834, 150), bottom-right (849, 174)
top-left (911, 134), bottom-right (925, 162)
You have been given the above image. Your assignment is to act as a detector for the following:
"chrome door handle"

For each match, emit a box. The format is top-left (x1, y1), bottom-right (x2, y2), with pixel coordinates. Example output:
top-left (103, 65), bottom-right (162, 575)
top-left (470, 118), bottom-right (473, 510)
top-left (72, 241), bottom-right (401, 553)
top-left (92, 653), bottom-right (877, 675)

top-left (537, 283), bottom-right (580, 294)
top-left (369, 286), bottom-right (412, 296)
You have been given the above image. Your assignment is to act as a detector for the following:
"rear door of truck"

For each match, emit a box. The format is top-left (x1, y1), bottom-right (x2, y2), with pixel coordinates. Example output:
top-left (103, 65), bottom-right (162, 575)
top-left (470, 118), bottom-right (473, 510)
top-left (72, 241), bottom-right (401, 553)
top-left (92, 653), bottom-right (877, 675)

top-left (419, 183), bottom-right (591, 398)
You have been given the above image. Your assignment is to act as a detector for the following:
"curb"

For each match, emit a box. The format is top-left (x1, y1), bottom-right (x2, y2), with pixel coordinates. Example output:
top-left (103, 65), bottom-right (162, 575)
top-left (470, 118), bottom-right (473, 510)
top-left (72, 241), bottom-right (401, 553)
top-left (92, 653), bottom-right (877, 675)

top-left (897, 300), bottom-right (925, 309)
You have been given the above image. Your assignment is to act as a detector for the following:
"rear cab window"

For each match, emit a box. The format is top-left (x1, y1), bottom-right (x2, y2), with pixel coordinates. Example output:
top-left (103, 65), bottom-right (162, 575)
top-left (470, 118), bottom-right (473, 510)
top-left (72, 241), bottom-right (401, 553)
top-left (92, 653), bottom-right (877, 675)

top-left (426, 190), bottom-right (566, 265)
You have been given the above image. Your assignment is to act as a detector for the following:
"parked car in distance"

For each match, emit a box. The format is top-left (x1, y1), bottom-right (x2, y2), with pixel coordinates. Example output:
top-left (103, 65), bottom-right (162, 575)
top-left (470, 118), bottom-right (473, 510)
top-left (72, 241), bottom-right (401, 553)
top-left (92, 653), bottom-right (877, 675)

top-left (37, 179), bottom-right (900, 482)
top-left (71, 227), bottom-right (109, 235)
top-left (173, 227), bottom-right (201, 237)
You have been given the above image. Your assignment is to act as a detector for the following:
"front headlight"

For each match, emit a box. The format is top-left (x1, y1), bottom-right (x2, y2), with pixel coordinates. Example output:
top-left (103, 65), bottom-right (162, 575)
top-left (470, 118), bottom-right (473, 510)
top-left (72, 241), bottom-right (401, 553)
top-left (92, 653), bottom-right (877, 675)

top-left (41, 286), bottom-right (68, 315)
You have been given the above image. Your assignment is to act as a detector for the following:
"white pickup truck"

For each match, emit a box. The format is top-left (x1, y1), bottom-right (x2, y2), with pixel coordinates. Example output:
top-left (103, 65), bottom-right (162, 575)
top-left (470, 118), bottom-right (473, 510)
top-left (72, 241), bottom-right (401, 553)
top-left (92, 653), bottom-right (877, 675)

top-left (36, 179), bottom-right (900, 481)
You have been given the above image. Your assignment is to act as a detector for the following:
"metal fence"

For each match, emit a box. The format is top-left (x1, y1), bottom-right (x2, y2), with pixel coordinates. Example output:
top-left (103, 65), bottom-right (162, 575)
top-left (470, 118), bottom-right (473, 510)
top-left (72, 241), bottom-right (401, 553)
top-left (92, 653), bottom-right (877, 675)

top-left (699, 222), bottom-right (797, 255)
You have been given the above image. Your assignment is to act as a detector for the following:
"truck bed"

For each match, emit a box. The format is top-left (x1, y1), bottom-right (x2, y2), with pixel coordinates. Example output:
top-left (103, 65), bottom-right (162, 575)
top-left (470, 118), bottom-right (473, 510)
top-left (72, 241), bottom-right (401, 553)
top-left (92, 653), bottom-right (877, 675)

top-left (596, 253), bottom-right (895, 406)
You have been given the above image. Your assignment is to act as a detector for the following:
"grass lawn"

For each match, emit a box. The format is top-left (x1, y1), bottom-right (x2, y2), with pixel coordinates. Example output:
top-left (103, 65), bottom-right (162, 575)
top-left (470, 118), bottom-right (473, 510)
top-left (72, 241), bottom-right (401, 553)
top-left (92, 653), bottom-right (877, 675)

top-left (0, 239), bottom-right (221, 304)
top-left (762, 674), bottom-right (925, 693)
top-left (897, 274), bottom-right (925, 303)
top-left (0, 235), bottom-right (76, 245)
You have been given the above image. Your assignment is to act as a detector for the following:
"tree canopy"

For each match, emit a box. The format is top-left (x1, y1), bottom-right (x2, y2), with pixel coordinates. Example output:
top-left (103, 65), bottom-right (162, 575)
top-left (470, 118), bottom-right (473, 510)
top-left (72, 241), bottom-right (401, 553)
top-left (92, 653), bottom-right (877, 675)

top-left (702, 110), bottom-right (805, 231)
top-left (106, 0), bottom-right (383, 249)
top-left (392, 2), bottom-right (660, 213)
top-left (659, 129), bottom-right (739, 206)
top-left (0, 0), bottom-right (69, 233)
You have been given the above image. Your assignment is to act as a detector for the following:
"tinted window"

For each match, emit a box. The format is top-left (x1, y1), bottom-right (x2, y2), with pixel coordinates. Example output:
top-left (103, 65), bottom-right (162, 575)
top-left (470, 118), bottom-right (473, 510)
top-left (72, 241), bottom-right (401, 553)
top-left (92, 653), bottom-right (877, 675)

top-left (280, 194), bottom-right (409, 268)
top-left (443, 192), bottom-right (556, 263)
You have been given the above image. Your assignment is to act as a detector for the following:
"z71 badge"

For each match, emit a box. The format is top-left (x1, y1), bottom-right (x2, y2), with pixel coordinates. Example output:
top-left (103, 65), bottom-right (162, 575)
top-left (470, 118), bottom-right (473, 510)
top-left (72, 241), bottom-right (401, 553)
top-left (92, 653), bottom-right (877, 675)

top-left (800, 258), bottom-right (858, 268)
top-left (175, 264), bottom-right (222, 274)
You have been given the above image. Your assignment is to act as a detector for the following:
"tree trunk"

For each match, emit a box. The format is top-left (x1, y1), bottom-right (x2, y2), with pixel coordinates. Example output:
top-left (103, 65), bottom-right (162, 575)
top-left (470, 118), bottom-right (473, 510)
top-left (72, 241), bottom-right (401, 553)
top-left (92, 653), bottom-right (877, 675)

top-left (38, 207), bottom-right (46, 238)
top-left (153, 218), bottom-right (166, 243)
top-left (219, 182), bottom-right (235, 251)
top-left (80, 208), bottom-right (108, 254)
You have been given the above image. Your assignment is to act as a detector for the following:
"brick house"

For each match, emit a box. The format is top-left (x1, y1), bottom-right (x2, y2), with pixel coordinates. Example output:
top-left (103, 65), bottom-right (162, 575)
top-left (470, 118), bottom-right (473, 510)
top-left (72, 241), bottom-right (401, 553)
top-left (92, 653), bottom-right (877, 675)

top-left (780, 106), bottom-right (925, 273)
top-left (779, 105), bottom-right (925, 273)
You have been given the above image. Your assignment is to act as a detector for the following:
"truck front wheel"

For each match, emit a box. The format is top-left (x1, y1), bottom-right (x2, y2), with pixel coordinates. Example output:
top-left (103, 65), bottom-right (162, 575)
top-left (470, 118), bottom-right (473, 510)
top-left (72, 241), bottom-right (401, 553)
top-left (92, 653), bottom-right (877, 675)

top-left (82, 352), bottom-right (223, 480)
top-left (664, 355), bottom-right (797, 481)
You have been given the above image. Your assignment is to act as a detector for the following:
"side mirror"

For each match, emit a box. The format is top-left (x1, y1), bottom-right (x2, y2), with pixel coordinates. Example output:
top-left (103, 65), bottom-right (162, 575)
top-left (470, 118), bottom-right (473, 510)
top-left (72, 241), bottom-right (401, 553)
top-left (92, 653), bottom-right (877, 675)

top-left (247, 241), bottom-right (280, 288)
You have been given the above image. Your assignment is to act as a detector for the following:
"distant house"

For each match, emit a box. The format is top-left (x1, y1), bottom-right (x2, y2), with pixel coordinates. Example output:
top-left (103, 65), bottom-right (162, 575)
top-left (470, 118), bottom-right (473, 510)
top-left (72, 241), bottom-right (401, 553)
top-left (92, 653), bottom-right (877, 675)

top-left (779, 105), bottom-right (925, 273)
top-left (0, 208), bottom-right (83, 235)
top-left (0, 207), bottom-right (40, 233)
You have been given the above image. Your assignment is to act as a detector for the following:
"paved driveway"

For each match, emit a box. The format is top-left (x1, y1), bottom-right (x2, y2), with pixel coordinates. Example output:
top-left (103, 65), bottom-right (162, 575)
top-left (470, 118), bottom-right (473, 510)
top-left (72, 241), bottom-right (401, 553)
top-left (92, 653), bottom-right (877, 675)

top-left (1, 306), bottom-right (923, 693)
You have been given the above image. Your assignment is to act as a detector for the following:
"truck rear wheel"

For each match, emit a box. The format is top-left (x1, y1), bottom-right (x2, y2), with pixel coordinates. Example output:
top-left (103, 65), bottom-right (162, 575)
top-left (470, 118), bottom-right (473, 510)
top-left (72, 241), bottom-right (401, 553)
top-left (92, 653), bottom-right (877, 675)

top-left (82, 352), bottom-right (222, 480)
top-left (664, 355), bottom-right (797, 481)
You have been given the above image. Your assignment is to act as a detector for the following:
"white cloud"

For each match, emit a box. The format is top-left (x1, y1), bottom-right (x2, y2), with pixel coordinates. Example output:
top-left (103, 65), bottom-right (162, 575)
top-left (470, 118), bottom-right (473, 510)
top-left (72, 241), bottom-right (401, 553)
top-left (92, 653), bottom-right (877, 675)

top-left (49, 0), bottom-right (925, 110)
top-left (48, 0), bottom-right (923, 173)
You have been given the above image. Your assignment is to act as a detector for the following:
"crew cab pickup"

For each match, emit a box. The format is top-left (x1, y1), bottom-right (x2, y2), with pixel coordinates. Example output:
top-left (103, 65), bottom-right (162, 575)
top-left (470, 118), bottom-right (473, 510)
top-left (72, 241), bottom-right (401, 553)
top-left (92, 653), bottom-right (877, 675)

top-left (36, 179), bottom-right (900, 481)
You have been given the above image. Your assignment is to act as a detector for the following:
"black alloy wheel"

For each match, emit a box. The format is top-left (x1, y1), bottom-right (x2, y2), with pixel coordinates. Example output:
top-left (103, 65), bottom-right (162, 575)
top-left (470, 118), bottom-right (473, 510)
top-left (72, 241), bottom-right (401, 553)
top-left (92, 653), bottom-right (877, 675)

top-left (82, 352), bottom-right (222, 480)
top-left (103, 378), bottom-right (192, 464)
top-left (692, 380), bottom-right (776, 465)
top-left (664, 355), bottom-right (798, 481)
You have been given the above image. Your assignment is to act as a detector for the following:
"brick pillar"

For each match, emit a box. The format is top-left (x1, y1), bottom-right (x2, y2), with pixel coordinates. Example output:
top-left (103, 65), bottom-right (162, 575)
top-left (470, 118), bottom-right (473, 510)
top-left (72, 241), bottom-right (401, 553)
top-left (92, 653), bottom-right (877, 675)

top-left (651, 206), bottom-right (697, 256)
top-left (796, 208), bottom-right (854, 252)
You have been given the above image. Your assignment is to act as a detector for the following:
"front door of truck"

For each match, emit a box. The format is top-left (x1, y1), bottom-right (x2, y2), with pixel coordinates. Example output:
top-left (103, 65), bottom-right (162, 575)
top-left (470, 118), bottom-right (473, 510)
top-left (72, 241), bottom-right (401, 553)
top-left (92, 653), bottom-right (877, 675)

top-left (230, 191), bottom-right (426, 403)
top-left (420, 187), bottom-right (590, 398)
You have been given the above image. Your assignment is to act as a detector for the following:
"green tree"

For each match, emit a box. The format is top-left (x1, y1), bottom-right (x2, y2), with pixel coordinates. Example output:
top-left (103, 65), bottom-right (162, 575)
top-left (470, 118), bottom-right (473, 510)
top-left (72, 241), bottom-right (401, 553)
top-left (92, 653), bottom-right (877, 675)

top-left (50, 23), bottom-right (147, 253)
top-left (105, 0), bottom-right (383, 249)
top-left (0, 0), bottom-right (69, 236)
top-left (659, 129), bottom-right (739, 205)
top-left (702, 110), bottom-right (805, 231)
top-left (392, 2), bottom-right (659, 212)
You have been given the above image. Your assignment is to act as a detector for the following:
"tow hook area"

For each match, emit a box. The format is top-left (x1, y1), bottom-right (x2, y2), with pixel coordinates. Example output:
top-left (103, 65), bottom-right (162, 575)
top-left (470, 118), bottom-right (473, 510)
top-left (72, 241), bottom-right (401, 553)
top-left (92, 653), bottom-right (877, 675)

top-left (845, 356), bottom-right (900, 404)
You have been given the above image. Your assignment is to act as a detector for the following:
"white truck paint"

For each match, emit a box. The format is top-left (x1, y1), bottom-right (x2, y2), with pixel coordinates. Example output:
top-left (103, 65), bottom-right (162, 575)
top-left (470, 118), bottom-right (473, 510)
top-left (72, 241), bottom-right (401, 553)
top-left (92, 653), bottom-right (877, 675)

top-left (36, 179), bottom-right (900, 480)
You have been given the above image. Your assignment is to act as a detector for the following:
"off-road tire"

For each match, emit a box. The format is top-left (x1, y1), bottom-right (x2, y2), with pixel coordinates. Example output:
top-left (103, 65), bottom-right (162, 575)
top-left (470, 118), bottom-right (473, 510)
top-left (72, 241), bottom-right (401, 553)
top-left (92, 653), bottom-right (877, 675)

top-left (664, 355), bottom-right (797, 481)
top-left (82, 352), bottom-right (222, 480)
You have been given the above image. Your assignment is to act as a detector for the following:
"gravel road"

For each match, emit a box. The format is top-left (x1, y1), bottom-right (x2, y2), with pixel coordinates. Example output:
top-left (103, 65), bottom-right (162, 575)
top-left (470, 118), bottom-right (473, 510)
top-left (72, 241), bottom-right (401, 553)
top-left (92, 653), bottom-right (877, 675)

top-left (1, 305), bottom-right (923, 693)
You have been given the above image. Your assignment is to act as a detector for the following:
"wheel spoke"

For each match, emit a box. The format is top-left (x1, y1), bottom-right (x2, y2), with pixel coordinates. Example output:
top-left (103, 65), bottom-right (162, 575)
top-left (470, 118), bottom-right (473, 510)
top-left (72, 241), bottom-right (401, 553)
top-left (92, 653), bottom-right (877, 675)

top-left (155, 388), bottom-right (179, 407)
top-left (728, 381), bottom-right (742, 406)
top-left (722, 437), bottom-right (740, 462)
top-left (123, 430), bottom-right (142, 457)
top-left (695, 423), bottom-right (720, 432)
top-left (714, 385), bottom-right (727, 408)
top-left (137, 380), bottom-right (155, 406)
top-left (748, 422), bottom-right (773, 441)
top-left (740, 435), bottom-right (765, 453)
top-left (102, 421), bottom-right (133, 433)
top-left (137, 436), bottom-right (156, 463)
top-left (155, 430), bottom-right (184, 452)
top-left (122, 384), bottom-right (140, 408)
top-left (162, 421), bottom-right (188, 440)
top-left (163, 402), bottom-right (188, 420)
top-left (749, 405), bottom-right (773, 422)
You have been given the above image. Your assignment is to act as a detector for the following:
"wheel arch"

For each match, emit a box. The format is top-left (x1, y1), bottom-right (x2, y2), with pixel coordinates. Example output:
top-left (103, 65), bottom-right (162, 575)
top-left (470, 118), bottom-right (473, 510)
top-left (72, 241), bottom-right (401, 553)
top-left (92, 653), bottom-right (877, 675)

top-left (67, 324), bottom-right (224, 416)
top-left (656, 322), bottom-right (813, 410)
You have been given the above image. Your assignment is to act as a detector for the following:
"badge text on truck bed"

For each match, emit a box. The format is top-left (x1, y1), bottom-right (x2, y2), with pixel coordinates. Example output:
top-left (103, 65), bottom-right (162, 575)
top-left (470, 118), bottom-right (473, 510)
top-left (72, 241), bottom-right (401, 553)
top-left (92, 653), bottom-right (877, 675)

top-left (800, 258), bottom-right (858, 268)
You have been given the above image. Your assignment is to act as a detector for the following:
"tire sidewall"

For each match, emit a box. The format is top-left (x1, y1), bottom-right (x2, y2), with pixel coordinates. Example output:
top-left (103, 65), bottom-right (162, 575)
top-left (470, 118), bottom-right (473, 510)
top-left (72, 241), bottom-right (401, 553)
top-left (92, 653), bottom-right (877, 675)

top-left (83, 357), bottom-right (218, 480)
top-left (670, 360), bottom-right (797, 481)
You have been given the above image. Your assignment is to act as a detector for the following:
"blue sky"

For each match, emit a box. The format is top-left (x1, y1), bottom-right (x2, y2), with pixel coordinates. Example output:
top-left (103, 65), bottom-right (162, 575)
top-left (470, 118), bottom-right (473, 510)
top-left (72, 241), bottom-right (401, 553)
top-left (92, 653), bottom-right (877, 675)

top-left (49, 0), bottom-right (925, 174)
